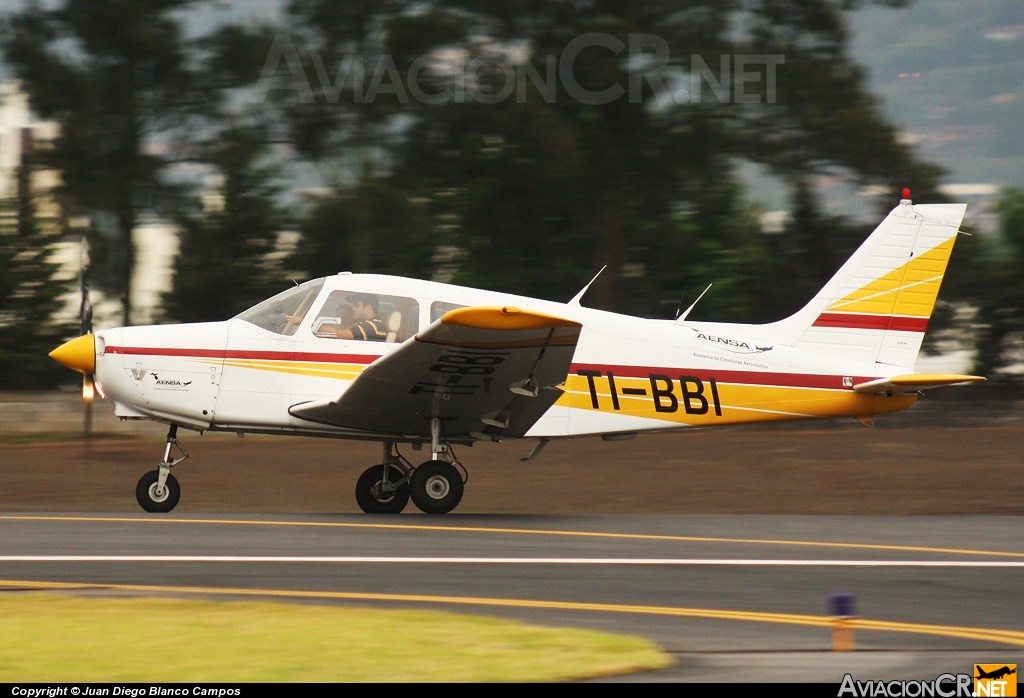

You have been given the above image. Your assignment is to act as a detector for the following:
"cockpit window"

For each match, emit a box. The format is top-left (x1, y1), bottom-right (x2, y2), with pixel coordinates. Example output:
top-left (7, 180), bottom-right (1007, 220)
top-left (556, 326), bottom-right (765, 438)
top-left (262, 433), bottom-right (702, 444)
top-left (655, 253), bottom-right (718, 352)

top-left (235, 279), bottom-right (325, 335)
top-left (431, 301), bottom-right (468, 323)
top-left (310, 290), bottom-right (420, 342)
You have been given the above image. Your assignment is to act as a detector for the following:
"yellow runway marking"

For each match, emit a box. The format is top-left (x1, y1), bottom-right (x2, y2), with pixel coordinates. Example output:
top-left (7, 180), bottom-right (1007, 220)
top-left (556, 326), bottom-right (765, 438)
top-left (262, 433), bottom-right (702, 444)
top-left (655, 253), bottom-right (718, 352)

top-left (3, 514), bottom-right (1023, 560)
top-left (2, 578), bottom-right (1022, 648)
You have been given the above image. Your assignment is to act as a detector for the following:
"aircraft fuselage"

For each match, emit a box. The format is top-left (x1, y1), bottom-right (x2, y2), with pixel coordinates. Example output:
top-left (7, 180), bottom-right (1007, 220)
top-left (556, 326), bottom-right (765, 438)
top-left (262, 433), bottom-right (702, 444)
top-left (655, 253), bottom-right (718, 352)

top-left (91, 272), bottom-right (916, 443)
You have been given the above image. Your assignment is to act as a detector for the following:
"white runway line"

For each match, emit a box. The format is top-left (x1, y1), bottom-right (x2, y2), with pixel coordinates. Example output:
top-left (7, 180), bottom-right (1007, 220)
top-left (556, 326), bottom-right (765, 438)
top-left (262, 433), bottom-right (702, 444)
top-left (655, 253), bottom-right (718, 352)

top-left (2, 555), bottom-right (1024, 566)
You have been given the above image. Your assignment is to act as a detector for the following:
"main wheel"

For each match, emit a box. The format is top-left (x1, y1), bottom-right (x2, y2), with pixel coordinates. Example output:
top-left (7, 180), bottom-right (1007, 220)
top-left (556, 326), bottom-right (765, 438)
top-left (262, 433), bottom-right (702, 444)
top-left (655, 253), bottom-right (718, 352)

top-left (135, 470), bottom-right (181, 513)
top-left (410, 461), bottom-right (464, 515)
top-left (355, 464), bottom-right (409, 514)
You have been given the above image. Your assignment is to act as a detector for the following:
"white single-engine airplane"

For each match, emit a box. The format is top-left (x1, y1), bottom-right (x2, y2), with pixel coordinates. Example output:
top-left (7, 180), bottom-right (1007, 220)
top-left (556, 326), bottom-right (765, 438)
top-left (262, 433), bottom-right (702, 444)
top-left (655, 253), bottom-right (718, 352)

top-left (50, 194), bottom-right (983, 514)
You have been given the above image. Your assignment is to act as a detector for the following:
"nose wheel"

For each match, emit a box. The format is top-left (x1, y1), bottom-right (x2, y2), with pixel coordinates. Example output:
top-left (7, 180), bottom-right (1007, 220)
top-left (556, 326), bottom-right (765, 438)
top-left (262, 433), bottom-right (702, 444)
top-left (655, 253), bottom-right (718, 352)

top-left (136, 470), bottom-right (181, 513)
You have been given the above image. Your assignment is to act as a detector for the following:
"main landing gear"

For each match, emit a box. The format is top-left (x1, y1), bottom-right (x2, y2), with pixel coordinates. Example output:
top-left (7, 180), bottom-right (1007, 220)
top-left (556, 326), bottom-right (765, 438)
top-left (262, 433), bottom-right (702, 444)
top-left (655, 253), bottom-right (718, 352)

top-left (130, 421), bottom-right (468, 515)
top-left (355, 420), bottom-right (467, 515)
top-left (135, 424), bottom-right (187, 513)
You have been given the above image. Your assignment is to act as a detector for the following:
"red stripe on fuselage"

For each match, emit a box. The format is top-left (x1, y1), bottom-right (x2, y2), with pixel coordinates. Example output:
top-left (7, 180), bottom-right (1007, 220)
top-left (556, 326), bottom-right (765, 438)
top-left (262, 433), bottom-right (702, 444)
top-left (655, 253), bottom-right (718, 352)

top-left (812, 313), bottom-right (929, 332)
top-left (103, 346), bottom-right (380, 364)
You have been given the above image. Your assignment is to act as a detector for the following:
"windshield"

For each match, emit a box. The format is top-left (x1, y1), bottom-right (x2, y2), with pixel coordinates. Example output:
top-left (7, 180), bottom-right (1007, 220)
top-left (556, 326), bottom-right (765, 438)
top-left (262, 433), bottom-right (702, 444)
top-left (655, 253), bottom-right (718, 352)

top-left (234, 279), bottom-right (325, 335)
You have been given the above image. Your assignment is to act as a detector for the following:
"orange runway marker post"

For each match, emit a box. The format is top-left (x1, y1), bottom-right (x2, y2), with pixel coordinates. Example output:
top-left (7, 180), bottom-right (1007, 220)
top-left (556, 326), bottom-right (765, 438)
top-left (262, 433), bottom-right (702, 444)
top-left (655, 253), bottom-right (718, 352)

top-left (829, 592), bottom-right (857, 651)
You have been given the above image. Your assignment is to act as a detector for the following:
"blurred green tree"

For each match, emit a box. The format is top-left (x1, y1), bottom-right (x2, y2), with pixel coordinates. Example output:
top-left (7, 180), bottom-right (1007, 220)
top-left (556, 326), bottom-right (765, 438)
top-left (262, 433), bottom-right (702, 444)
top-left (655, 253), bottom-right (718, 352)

top-left (243, 0), bottom-right (945, 319)
top-left (966, 188), bottom-right (1024, 379)
top-left (289, 179), bottom-right (436, 281)
top-left (161, 125), bottom-right (291, 323)
top-left (0, 162), bottom-right (76, 389)
top-left (2, 1), bottom-right (957, 336)
top-left (0, 0), bottom-right (206, 326)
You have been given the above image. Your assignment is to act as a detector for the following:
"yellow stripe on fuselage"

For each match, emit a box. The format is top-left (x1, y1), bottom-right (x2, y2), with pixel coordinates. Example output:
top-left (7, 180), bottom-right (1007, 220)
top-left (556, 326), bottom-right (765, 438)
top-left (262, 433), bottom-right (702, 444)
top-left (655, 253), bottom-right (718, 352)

top-left (218, 358), bottom-right (365, 381)
top-left (557, 374), bottom-right (916, 427)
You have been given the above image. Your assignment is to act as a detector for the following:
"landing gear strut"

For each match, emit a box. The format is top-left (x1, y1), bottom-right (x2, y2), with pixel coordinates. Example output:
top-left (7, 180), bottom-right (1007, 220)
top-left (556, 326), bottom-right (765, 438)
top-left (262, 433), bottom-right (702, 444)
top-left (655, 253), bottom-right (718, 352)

top-left (354, 441), bottom-right (411, 514)
top-left (354, 420), bottom-right (468, 515)
top-left (407, 417), bottom-right (466, 514)
top-left (136, 424), bottom-right (188, 513)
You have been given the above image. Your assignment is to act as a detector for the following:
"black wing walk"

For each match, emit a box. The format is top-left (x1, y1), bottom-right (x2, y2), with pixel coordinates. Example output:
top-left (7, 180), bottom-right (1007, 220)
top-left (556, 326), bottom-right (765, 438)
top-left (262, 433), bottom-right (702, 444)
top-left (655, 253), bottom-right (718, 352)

top-left (289, 306), bottom-right (582, 439)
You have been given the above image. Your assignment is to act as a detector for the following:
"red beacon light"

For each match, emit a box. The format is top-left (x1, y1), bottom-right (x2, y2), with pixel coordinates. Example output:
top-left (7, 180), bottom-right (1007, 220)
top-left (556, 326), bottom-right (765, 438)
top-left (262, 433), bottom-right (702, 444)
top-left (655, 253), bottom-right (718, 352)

top-left (901, 187), bottom-right (912, 201)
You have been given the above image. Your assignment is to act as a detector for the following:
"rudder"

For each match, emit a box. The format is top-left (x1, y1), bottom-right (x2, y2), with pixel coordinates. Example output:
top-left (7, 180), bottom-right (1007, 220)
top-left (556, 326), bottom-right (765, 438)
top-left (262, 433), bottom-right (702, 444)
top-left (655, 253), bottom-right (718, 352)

top-left (769, 196), bottom-right (967, 368)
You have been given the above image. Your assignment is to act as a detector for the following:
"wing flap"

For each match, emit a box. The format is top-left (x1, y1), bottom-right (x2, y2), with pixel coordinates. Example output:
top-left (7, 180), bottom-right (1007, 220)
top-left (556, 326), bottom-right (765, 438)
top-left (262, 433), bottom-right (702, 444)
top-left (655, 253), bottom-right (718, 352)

top-left (853, 373), bottom-right (986, 394)
top-left (289, 306), bottom-right (582, 439)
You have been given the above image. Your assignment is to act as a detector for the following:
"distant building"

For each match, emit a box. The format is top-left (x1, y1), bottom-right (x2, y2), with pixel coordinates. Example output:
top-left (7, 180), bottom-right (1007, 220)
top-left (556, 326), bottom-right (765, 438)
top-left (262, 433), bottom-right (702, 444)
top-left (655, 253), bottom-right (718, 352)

top-left (759, 210), bottom-right (791, 234)
top-left (0, 81), bottom-right (60, 222)
top-left (939, 183), bottom-right (1001, 235)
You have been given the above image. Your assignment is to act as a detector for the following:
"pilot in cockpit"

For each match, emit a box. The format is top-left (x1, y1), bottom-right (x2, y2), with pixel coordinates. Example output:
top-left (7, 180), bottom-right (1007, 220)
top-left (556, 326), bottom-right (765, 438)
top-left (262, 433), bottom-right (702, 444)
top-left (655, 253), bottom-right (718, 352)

top-left (313, 292), bottom-right (387, 341)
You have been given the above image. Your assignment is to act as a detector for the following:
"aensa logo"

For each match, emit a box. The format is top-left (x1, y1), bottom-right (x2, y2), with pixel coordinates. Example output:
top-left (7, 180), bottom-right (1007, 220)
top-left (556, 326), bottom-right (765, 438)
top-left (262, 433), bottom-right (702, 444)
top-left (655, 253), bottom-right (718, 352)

top-left (693, 331), bottom-right (771, 355)
top-left (975, 665), bottom-right (1017, 697)
top-left (578, 370), bottom-right (722, 416)
top-left (149, 372), bottom-right (192, 390)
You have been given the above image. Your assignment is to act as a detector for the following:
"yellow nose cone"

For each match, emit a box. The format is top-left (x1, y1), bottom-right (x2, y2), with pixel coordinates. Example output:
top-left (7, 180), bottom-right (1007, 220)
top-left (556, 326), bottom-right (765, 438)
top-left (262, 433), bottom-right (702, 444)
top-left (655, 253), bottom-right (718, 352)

top-left (49, 334), bottom-right (96, 375)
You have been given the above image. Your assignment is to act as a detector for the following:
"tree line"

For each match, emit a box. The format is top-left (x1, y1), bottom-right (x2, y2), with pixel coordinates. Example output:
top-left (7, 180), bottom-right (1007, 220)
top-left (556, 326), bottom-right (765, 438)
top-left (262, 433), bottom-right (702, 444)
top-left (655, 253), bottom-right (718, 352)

top-left (1, 0), bottom-right (1021, 390)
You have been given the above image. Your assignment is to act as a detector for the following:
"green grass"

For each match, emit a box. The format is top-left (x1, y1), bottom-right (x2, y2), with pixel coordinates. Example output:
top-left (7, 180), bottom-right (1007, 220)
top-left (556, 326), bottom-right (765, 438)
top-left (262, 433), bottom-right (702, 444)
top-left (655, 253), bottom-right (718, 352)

top-left (0, 594), bottom-right (673, 682)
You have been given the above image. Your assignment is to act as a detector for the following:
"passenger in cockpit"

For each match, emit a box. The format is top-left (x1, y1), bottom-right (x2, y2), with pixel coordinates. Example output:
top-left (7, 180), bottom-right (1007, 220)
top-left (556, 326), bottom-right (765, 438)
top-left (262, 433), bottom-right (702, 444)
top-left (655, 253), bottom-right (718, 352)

top-left (335, 293), bottom-right (387, 341)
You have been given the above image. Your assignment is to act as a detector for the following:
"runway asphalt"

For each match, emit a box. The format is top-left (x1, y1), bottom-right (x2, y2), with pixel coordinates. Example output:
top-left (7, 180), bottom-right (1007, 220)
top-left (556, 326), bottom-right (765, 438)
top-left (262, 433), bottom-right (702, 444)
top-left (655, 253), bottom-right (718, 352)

top-left (1, 512), bottom-right (1021, 682)
top-left (2, 418), bottom-right (1021, 682)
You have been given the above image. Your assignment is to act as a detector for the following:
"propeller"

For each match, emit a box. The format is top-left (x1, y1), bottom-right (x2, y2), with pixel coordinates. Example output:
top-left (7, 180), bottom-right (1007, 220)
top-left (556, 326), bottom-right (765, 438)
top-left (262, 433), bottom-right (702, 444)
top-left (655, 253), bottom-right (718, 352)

top-left (47, 237), bottom-right (101, 452)
top-left (77, 237), bottom-right (96, 452)
top-left (78, 237), bottom-right (95, 405)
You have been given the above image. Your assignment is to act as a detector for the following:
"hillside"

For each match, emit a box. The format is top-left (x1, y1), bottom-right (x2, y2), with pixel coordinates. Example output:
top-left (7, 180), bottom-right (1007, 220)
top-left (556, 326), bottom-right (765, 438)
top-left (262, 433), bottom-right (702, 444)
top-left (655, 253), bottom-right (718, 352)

top-left (849, 0), bottom-right (1023, 188)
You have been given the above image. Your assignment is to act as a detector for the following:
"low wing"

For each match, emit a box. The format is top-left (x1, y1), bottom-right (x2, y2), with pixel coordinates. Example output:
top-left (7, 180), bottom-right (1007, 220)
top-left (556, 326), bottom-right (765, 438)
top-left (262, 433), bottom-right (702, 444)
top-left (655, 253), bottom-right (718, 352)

top-left (853, 373), bottom-right (986, 394)
top-left (289, 306), bottom-right (582, 439)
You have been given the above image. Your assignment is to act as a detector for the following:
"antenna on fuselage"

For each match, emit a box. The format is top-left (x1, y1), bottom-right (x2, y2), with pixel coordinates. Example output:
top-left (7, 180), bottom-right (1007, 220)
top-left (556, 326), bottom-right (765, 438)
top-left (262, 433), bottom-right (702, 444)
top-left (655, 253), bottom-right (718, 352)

top-left (675, 283), bottom-right (712, 324)
top-left (673, 287), bottom-right (688, 320)
top-left (568, 266), bottom-right (606, 306)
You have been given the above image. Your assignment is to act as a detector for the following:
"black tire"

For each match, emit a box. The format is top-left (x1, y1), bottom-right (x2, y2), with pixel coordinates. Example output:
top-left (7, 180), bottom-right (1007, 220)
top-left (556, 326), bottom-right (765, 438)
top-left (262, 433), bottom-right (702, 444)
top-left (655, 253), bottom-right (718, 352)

top-left (355, 464), bottom-right (409, 514)
top-left (410, 460), bottom-right (464, 515)
top-left (135, 470), bottom-right (181, 513)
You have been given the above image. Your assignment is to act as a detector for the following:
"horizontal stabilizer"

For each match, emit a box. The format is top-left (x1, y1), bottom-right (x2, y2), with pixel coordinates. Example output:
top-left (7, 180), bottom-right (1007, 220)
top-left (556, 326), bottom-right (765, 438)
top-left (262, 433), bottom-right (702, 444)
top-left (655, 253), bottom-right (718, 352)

top-left (853, 373), bottom-right (986, 394)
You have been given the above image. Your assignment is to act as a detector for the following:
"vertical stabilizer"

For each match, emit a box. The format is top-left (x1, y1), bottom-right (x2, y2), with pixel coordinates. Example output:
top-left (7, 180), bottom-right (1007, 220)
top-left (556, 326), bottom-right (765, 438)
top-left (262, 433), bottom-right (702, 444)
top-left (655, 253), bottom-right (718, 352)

top-left (768, 197), bottom-right (967, 368)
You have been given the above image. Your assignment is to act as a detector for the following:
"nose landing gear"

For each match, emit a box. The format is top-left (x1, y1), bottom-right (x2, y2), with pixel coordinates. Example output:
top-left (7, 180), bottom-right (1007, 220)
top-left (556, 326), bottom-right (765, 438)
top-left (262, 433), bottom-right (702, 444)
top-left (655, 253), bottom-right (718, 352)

top-left (136, 424), bottom-right (188, 513)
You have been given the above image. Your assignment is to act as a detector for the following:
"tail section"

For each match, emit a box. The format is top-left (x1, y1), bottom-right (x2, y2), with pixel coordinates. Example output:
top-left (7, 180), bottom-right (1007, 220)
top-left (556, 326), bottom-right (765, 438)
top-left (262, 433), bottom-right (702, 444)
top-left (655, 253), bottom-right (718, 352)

top-left (766, 196), bottom-right (967, 369)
